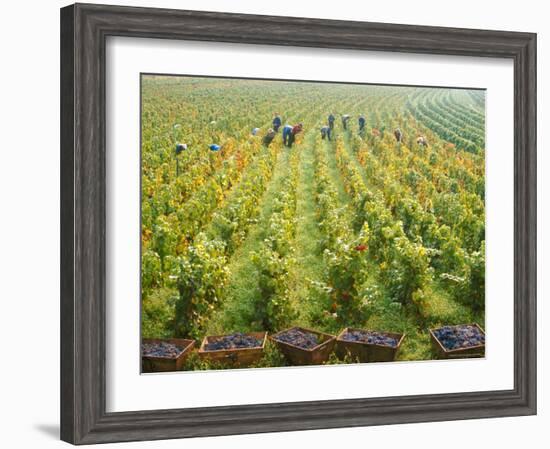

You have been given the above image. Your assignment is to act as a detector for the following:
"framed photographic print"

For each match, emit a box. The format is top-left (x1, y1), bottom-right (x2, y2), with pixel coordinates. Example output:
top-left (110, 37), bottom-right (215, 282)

top-left (60, 3), bottom-right (536, 445)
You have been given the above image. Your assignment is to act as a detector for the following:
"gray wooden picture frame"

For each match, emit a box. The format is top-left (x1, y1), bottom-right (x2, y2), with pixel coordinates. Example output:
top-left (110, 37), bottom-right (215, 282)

top-left (60, 3), bottom-right (537, 445)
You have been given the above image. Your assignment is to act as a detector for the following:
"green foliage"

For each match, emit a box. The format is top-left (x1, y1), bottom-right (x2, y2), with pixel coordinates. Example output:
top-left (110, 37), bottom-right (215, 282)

top-left (181, 351), bottom-right (228, 371)
top-left (141, 77), bottom-right (486, 366)
top-left (440, 241), bottom-right (485, 311)
top-left (141, 287), bottom-right (177, 338)
top-left (251, 245), bottom-right (295, 331)
top-left (324, 351), bottom-right (360, 365)
top-left (322, 224), bottom-right (371, 324)
top-left (383, 237), bottom-right (433, 305)
top-left (172, 234), bottom-right (229, 339)
top-left (181, 340), bottom-right (287, 371)
top-left (249, 150), bottom-right (300, 331)
top-left (251, 340), bottom-right (288, 368)
top-left (208, 147), bottom-right (278, 253)
top-left (407, 88), bottom-right (484, 153)
top-left (141, 250), bottom-right (162, 297)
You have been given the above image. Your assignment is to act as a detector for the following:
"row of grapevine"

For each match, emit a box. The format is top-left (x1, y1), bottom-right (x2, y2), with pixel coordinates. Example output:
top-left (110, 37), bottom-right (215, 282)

top-left (311, 135), bottom-right (370, 324)
top-left (349, 133), bottom-right (484, 311)
top-left (405, 88), bottom-right (484, 152)
top-left (149, 144), bottom-right (283, 338)
top-left (334, 136), bottom-right (434, 309)
top-left (251, 146), bottom-right (301, 331)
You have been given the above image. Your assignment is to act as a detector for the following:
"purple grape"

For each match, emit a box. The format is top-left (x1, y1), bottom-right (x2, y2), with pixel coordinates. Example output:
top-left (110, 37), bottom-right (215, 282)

top-left (340, 330), bottom-right (398, 348)
top-left (433, 325), bottom-right (485, 351)
top-left (142, 341), bottom-right (185, 358)
top-left (204, 333), bottom-right (262, 351)
top-left (273, 329), bottom-right (319, 349)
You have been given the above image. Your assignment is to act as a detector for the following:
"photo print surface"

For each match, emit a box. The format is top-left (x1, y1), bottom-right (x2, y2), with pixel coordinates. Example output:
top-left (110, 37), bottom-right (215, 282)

top-left (140, 74), bottom-right (486, 373)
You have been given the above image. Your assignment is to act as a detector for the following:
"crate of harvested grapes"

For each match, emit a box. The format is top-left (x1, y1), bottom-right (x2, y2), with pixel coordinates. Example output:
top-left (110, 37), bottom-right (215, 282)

top-left (429, 323), bottom-right (485, 359)
top-left (141, 338), bottom-right (195, 373)
top-left (336, 328), bottom-right (405, 363)
top-left (198, 332), bottom-right (267, 367)
top-left (270, 327), bottom-right (336, 365)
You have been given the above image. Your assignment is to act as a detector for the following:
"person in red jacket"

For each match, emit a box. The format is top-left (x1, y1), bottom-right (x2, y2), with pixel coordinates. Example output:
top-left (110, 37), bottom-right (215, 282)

top-left (287, 123), bottom-right (303, 147)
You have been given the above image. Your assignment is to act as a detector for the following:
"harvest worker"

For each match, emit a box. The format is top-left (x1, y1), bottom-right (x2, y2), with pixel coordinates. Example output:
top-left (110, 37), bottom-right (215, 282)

top-left (209, 144), bottom-right (221, 152)
top-left (175, 143), bottom-right (188, 154)
top-left (262, 128), bottom-right (277, 147)
top-left (394, 127), bottom-right (403, 143)
top-left (358, 115), bottom-right (366, 132)
top-left (289, 123), bottom-right (303, 147)
top-left (328, 113), bottom-right (335, 130)
top-left (416, 136), bottom-right (428, 147)
top-left (252, 127), bottom-right (260, 136)
top-left (282, 124), bottom-right (293, 146)
top-left (272, 113), bottom-right (282, 132)
top-left (175, 143), bottom-right (187, 176)
top-left (283, 123), bottom-right (303, 147)
top-left (320, 125), bottom-right (332, 141)
top-left (341, 114), bottom-right (350, 130)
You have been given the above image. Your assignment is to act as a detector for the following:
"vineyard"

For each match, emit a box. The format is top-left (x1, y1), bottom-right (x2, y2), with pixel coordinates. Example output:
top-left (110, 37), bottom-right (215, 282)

top-left (141, 75), bottom-right (486, 369)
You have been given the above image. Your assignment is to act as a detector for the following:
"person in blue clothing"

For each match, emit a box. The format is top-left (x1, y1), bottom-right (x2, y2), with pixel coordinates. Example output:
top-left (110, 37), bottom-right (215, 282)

top-left (282, 124), bottom-right (293, 146)
top-left (320, 125), bottom-right (332, 141)
top-left (328, 113), bottom-right (335, 130)
top-left (282, 123), bottom-right (303, 147)
top-left (272, 113), bottom-right (282, 132)
top-left (358, 115), bottom-right (366, 133)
